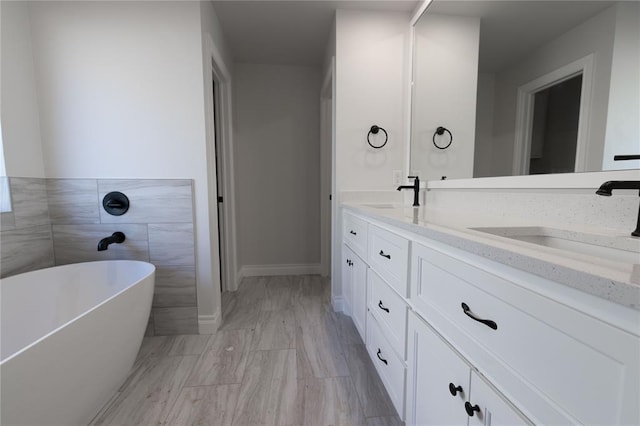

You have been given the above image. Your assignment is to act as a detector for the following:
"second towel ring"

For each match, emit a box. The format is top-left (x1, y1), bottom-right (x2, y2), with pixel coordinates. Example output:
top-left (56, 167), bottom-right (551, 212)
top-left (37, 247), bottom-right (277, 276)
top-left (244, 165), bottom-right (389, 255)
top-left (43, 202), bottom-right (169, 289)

top-left (433, 126), bottom-right (453, 150)
top-left (367, 125), bottom-right (388, 149)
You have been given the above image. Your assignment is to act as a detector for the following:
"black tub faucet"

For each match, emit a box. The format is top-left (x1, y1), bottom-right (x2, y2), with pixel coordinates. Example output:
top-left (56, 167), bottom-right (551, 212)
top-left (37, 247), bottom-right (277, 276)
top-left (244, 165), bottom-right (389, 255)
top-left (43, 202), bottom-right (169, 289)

top-left (596, 181), bottom-right (640, 237)
top-left (397, 176), bottom-right (420, 207)
top-left (98, 232), bottom-right (126, 251)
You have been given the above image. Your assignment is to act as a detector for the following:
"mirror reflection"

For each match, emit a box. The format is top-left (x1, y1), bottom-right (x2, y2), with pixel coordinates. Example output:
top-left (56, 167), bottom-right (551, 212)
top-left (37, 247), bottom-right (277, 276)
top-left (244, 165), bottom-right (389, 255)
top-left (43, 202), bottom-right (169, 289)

top-left (410, 1), bottom-right (640, 181)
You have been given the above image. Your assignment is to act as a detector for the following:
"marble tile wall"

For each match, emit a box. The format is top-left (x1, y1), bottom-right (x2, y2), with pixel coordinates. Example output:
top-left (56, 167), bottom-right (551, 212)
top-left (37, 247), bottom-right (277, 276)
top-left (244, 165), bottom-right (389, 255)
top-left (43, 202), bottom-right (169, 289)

top-left (47, 178), bottom-right (197, 335)
top-left (0, 177), bottom-right (198, 335)
top-left (0, 178), bottom-right (55, 278)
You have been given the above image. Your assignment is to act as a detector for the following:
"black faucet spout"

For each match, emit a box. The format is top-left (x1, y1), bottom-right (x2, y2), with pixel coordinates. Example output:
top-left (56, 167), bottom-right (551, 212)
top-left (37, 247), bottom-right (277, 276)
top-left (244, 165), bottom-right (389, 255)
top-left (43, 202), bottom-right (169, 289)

top-left (98, 232), bottom-right (126, 251)
top-left (595, 181), bottom-right (640, 237)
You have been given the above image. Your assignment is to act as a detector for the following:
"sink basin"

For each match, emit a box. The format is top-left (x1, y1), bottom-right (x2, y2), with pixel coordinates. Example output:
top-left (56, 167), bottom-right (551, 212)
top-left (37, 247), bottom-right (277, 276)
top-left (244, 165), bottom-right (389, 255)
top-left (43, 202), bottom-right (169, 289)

top-left (472, 226), bottom-right (640, 266)
top-left (362, 204), bottom-right (398, 209)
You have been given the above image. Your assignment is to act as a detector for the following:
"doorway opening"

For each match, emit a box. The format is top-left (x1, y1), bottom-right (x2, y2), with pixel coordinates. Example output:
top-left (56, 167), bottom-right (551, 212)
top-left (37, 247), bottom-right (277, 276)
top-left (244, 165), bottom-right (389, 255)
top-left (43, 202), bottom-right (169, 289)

top-left (529, 73), bottom-right (583, 175)
top-left (513, 54), bottom-right (594, 175)
top-left (212, 78), bottom-right (225, 291)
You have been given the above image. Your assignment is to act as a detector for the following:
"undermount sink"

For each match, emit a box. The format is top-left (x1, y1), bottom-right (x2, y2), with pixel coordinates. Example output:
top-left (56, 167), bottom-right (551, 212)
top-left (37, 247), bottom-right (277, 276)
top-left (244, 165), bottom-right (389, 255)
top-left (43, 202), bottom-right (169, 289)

top-left (472, 226), bottom-right (640, 266)
top-left (362, 204), bottom-right (398, 209)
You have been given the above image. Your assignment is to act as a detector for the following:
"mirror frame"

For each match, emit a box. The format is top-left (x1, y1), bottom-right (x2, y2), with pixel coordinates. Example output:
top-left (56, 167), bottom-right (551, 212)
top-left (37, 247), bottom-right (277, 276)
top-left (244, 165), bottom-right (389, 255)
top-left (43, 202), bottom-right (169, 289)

top-left (407, 0), bottom-right (640, 190)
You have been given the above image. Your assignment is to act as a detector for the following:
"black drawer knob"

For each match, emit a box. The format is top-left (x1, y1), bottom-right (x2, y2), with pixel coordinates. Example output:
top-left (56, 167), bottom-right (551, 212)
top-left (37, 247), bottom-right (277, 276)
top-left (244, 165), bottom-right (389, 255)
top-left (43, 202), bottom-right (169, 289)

top-left (448, 382), bottom-right (463, 397)
top-left (465, 401), bottom-right (480, 417)
top-left (349, 230), bottom-right (357, 235)
top-left (379, 250), bottom-right (391, 259)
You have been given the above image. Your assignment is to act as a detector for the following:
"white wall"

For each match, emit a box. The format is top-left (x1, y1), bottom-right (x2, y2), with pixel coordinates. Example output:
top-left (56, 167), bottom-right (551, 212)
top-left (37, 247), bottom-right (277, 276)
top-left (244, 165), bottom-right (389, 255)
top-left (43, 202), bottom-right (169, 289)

top-left (490, 5), bottom-right (617, 176)
top-left (474, 73), bottom-right (496, 178)
top-left (201, 0), bottom-right (234, 78)
top-left (0, 1), bottom-right (46, 177)
top-left (26, 1), bottom-right (230, 330)
top-left (322, 15), bottom-right (336, 77)
top-left (603, 2), bottom-right (640, 170)
top-left (411, 13), bottom-right (480, 181)
top-left (333, 9), bottom-right (410, 307)
top-left (234, 63), bottom-right (321, 271)
top-left (335, 9), bottom-right (410, 193)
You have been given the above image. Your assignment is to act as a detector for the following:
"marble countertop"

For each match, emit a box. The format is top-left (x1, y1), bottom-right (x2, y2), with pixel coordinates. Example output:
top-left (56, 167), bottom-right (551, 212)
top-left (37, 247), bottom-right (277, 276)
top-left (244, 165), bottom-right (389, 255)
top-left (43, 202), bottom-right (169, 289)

top-left (342, 203), bottom-right (640, 311)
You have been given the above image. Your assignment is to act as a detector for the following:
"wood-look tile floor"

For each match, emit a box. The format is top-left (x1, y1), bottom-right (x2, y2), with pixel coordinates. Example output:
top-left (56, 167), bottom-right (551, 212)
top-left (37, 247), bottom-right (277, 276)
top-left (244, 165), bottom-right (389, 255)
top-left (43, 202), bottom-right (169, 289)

top-left (90, 275), bottom-right (404, 426)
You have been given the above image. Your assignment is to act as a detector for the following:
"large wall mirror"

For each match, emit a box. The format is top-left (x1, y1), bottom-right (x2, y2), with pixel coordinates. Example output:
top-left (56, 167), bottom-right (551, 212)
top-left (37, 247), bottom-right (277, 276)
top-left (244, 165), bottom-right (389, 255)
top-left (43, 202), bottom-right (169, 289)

top-left (410, 1), bottom-right (640, 182)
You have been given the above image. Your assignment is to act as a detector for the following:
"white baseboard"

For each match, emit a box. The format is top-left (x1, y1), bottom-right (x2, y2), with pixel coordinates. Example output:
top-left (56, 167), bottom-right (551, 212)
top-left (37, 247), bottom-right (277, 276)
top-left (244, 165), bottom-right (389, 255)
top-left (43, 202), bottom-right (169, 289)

top-left (238, 263), bottom-right (322, 279)
top-left (198, 314), bottom-right (220, 335)
top-left (332, 296), bottom-right (346, 313)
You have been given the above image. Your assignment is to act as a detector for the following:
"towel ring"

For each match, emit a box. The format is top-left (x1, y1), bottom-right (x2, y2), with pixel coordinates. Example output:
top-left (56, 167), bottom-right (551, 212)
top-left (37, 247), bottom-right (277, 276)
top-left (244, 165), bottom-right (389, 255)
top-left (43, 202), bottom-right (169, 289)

top-left (367, 125), bottom-right (388, 149)
top-left (433, 126), bottom-right (453, 150)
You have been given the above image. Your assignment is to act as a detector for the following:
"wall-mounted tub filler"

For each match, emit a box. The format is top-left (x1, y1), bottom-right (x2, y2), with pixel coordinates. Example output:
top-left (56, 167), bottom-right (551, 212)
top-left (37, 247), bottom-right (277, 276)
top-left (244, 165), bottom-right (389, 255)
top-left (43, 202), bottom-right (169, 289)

top-left (98, 232), bottom-right (126, 251)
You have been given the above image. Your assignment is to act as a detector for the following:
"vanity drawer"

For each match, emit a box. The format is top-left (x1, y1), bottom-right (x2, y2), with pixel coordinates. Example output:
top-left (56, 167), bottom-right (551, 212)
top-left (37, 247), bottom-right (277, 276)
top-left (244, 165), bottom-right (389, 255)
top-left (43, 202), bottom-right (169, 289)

top-left (367, 225), bottom-right (409, 296)
top-left (343, 211), bottom-right (368, 258)
top-left (366, 312), bottom-right (406, 419)
top-left (411, 242), bottom-right (640, 425)
top-left (368, 269), bottom-right (408, 360)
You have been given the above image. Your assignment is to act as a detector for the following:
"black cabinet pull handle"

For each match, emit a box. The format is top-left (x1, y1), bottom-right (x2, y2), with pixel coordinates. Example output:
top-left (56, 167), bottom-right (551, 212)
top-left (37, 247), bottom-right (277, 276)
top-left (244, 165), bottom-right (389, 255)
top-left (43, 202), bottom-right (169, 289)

top-left (461, 302), bottom-right (497, 330)
top-left (449, 383), bottom-right (463, 396)
top-left (379, 250), bottom-right (391, 259)
top-left (378, 300), bottom-right (389, 313)
top-left (349, 230), bottom-right (357, 235)
top-left (376, 349), bottom-right (388, 365)
top-left (465, 401), bottom-right (480, 417)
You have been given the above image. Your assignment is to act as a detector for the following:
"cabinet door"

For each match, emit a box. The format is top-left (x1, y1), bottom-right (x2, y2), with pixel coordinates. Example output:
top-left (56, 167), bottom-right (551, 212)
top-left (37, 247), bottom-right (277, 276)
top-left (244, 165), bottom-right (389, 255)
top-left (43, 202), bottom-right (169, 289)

top-left (342, 245), bottom-right (354, 315)
top-left (406, 312), bottom-right (470, 426)
top-left (351, 254), bottom-right (367, 343)
top-left (467, 371), bottom-right (529, 426)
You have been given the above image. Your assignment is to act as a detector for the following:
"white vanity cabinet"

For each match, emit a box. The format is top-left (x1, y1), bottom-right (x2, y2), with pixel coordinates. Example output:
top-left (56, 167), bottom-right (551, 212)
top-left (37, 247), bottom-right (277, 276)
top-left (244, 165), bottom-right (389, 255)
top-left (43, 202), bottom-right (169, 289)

top-left (339, 206), bottom-right (640, 426)
top-left (343, 245), bottom-right (367, 341)
top-left (342, 212), bottom-right (368, 342)
top-left (341, 210), bottom-right (410, 419)
top-left (406, 311), bottom-right (528, 426)
top-left (410, 239), bottom-right (640, 425)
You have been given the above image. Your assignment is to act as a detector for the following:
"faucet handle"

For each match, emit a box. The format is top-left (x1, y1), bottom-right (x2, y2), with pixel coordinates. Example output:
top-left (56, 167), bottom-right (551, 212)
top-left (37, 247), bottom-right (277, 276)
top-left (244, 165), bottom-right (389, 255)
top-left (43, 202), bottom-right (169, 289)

top-left (614, 155), bottom-right (640, 161)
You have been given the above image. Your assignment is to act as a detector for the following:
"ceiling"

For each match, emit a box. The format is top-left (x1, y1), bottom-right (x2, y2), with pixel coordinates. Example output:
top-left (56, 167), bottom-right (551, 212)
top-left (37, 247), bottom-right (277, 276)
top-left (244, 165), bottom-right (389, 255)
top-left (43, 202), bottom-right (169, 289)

top-left (425, 1), bottom-right (614, 72)
top-left (212, 0), bottom-right (420, 66)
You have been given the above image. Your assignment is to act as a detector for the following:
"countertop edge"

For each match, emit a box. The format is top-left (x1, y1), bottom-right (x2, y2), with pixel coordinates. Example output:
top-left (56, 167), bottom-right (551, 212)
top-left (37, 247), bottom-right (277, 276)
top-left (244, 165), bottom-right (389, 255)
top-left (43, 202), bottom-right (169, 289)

top-left (342, 203), bottom-right (640, 312)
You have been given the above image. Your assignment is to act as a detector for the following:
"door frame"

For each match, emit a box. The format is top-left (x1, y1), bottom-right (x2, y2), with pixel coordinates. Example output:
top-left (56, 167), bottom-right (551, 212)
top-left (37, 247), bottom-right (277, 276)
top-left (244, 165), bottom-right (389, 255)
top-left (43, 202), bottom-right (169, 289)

top-left (512, 54), bottom-right (594, 175)
top-left (320, 57), bottom-right (335, 278)
top-left (203, 34), bottom-right (238, 295)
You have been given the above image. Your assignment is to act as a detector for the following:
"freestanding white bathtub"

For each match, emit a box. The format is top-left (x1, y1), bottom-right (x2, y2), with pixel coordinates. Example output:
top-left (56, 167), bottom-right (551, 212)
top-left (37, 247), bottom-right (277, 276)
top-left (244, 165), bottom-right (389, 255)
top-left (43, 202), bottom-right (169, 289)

top-left (0, 260), bottom-right (155, 426)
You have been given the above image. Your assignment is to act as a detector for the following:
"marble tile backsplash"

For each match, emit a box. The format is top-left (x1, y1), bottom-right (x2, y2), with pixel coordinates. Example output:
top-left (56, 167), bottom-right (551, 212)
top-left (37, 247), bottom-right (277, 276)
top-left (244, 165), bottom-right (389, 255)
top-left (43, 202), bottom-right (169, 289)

top-left (0, 177), bottom-right (198, 336)
top-left (425, 188), bottom-right (638, 233)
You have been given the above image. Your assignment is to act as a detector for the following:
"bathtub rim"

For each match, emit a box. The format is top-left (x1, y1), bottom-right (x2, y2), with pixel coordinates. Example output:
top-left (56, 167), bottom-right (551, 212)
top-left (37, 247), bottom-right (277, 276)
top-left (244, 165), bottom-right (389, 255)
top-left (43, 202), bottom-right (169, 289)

top-left (0, 260), bottom-right (155, 365)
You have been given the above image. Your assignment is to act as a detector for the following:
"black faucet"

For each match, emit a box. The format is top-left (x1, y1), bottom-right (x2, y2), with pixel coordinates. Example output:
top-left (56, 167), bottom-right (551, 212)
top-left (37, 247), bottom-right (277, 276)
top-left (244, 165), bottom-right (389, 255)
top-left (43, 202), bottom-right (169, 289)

top-left (596, 155), bottom-right (640, 237)
top-left (596, 181), bottom-right (640, 237)
top-left (98, 232), bottom-right (126, 251)
top-left (397, 176), bottom-right (420, 207)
